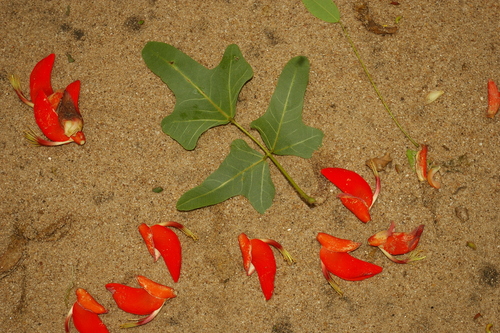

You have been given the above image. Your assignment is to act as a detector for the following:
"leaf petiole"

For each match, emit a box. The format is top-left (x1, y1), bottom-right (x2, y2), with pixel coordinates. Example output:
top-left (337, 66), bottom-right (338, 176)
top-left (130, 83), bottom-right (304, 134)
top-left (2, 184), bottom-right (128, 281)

top-left (230, 118), bottom-right (316, 205)
top-left (338, 21), bottom-right (419, 148)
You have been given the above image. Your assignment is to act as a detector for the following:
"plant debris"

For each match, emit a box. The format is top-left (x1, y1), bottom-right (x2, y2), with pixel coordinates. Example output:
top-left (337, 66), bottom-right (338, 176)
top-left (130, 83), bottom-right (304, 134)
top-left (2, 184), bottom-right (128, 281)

top-left (355, 3), bottom-right (398, 35)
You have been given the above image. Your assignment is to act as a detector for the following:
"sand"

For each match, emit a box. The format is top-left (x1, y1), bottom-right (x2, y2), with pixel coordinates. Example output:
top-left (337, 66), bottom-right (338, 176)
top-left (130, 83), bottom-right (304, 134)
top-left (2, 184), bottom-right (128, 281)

top-left (0, 0), bottom-right (499, 332)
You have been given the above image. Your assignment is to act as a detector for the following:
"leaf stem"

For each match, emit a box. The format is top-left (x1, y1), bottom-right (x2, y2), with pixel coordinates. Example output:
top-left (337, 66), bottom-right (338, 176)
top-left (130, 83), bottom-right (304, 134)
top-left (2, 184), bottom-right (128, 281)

top-left (230, 119), bottom-right (316, 205)
top-left (338, 20), bottom-right (419, 148)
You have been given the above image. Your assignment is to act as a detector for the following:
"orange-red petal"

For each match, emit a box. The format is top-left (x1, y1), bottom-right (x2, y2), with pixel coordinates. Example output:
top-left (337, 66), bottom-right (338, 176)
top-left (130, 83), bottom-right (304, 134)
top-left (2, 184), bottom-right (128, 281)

top-left (322, 168), bottom-right (373, 207)
top-left (151, 224), bottom-right (182, 282)
top-left (338, 193), bottom-right (371, 223)
top-left (316, 233), bottom-right (361, 252)
top-left (320, 247), bottom-right (382, 281)
top-left (136, 275), bottom-right (176, 300)
top-left (238, 233), bottom-right (253, 275)
top-left (106, 283), bottom-right (165, 315)
top-left (75, 288), bottom-right (107, 314)
top-left (71, 302), bottom-right (109, 333)
top-left (487, 79), bottom-right (500, 118)
top-left (250, 239), bottom-right (276, 300)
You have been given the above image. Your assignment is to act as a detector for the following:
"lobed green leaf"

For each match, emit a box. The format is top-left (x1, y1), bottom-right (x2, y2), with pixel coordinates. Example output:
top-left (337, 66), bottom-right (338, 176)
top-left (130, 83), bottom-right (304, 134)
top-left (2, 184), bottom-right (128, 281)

top-left (251, 56), bottom-right (323, 158)
top-left (142, 42), bottom-right (253, 150)
top-left (301, 0), bottom-right (340, 23)
top-left (176, 139), bottom-right (275, 214)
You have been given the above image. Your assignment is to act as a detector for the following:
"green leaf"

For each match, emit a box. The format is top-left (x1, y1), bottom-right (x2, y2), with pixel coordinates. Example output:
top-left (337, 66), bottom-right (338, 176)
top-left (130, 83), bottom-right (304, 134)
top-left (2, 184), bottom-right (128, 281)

top-left (176, 139), bottom-right (275, 213)
top-left (142, 42), bottom-right (253, 150)
top-left (251, 56), bottom-right (323, 158)
top-left (301, 0), bottom-right (340, 23)
top-left (406, 149), bottom-right (417, 171)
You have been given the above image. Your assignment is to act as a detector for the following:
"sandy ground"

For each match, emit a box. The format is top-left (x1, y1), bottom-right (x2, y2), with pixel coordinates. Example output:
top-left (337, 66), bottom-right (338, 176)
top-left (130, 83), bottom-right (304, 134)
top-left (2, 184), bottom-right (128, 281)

top-left (1, 0), bottom-right (499, 332)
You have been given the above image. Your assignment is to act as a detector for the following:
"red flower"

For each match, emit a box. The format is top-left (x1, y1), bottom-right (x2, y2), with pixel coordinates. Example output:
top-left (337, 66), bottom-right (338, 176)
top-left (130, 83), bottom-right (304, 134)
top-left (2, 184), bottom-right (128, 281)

top-left (321, 166), bottom-right (380, 223)
top-left (368, 222), bottom-right (425, 264)
top-left (138, 222), bottom-right (197, 282)
top-left (106, 275), bottom-right (177, 328)
top-left (9, 54), bottom-right (85, 146)
top-left (65, 288), bottom-right (109, 333)
top-left (317, 233), bottom-right (382, 296)
top-left (238, 233), bottom-right (295, 300)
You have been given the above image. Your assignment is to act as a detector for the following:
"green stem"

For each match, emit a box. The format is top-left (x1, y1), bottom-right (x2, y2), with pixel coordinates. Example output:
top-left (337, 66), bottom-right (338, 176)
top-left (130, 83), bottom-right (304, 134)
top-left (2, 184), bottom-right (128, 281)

top-left (339, 20), bottom-right (419, 148)
top-left (230, 119), bottom-right (316, 205)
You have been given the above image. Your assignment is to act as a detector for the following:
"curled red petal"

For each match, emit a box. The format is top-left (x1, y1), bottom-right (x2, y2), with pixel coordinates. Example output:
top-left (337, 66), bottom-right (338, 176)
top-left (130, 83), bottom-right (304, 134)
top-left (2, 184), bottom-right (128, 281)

top-left (30, 53), bottom-right (55, 102)
top-left (106, 283), bottom-right (165, 315)
top-left (64, 80), bottom-right (81, 114)
top-left (71, 302), bottom-right (109, 333)
top-left (250, 238), bottom-right (276, 300)
top-left (138, 223), bottom-right (159, 261)
top-left (316, 233), bottom-right (361, 253)
top-left (75, 288), bottom-right (107, 314)
top-left (151, 224), bottom-right (182, 282)
top-left (136, 275), bottom-right (176, 300)
top-left (487, 79), bottom-right (500, 118)
top-left (33, 90), bottom-right (71, 143)
top-left (238, 233), bottom-right (254, 275)
top-left (320, 247), bottom-right (382, 281)
top-left (415, 145), bottom-right (428, 182)
top-left (338, 194), bottom-right (371, 223)
top-left (367, 222), bottom-right (396, 247)
top-left (381, 225), bottom-right (425, 255)
top-left (322, 168), bottom-right (373, 207)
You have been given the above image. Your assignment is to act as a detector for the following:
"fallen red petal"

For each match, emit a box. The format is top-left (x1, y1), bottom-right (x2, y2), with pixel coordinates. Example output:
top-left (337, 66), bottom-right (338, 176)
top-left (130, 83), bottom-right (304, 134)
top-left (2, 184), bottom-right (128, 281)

top-left (321, 168), bottom-right (373, 207)
top-left (33, 90), bottom-right (72, 143)
top-left (487, 79), bottom-right (500, 118)
top-left (151, 224), bottom-right (182, 282)
top-left (71, 302), bottom-right (109, 333)
top-left (338, 193), bottom-right (371, 223)
top-left (106, 283), bottom-right (165, 315)
top-left (238, 233), bottom-right (254, 275)
top-left (415, 145), bottom-right (428, 182)
top-left (250, 238), bottom-right (276, 300)
top-left (316, 232), bottom-right (361, 252)
top-left (320, 247), bottom-right (382, 281)
top-left (29, 53), bottom-right (55, 102)
top-left (382, 225), bottom-right (425, 255)
top-left (138, 223), bottom-right (158, 261)
top-left (136, 275), bottom-right (177, 300)
top-left (75, 288), bottom-right (107, 314)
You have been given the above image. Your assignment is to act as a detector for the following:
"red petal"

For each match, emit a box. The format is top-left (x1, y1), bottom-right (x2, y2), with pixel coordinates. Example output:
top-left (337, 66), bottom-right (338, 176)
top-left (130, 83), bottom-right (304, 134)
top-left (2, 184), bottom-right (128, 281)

top-left (316, 233), bottom-right (361, 252)
top-left (33, 90), bottom-right (70, 142)
top-left (64, 80), bottom-right (81, 114)
top-left (487, 79), bottom-right (500, 118)
top-left (320, 247), bottom-right (382, 281)
top-left (382, 225), bottom-right (424, 255)
top-left (238, 233), bottom-right (253, 275)
top-left (151, 224), bottom-right (182, 282)
top-left (415, 145), bottom-right (428, 181)
top-left (136, 275), bottom-right (176, 300)
top-left (72, 302), bottom-right (109, 333)
top-left (75, 288), bottom-right (107, 314)
top-left (250, 239), bottom-right (276, 300)
top-left (30, 54), bottom-right (55, 102)
top-left (138, 223), bottom-right (158, 260)
top-left (338, 194), bottom-right (371, 223)
top-left (106, 283), bottom-right (164, 315)
top-left (321, 168), bottom-right (373, 207)
top-left (367, 222), bottom-right (396, 247)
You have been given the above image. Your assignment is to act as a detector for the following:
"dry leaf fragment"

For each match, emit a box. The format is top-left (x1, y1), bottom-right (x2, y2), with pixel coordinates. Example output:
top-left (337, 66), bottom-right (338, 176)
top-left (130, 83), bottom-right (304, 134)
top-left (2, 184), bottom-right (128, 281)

top-left (355, 3), bottom-right (398, 35)
top-left (366, 153), bottom-right (392, 172)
